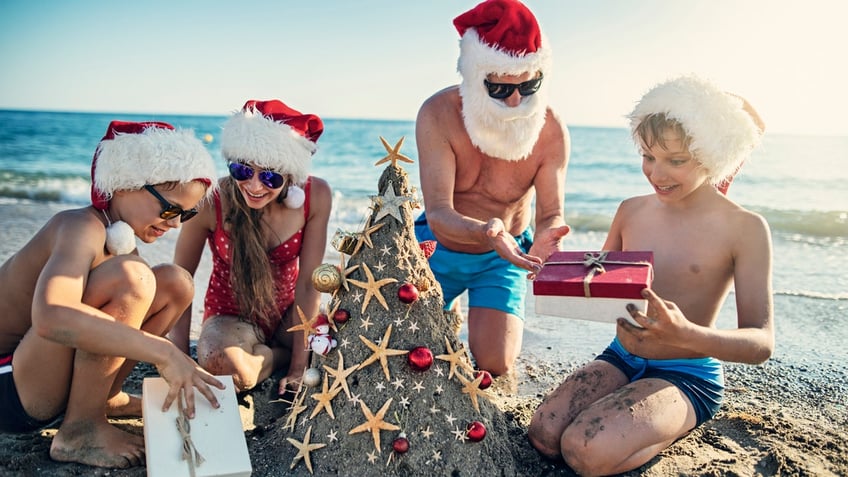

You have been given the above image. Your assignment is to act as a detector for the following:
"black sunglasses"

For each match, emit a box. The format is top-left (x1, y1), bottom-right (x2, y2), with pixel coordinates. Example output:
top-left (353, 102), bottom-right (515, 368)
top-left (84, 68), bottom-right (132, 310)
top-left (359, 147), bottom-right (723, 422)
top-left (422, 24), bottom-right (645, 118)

top-left (143, 185), bottom-right (198, 222)
top-left (483, 73), bottom-right (544, 100)
top-left (228, 162), bottom-right (286, 189)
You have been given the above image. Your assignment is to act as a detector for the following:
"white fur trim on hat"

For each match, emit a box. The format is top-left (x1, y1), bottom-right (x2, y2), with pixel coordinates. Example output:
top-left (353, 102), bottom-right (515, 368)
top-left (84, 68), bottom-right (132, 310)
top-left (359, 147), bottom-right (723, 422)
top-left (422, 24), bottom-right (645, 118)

top-left (457, 28), bottom-right (552, 83)
top-left (220, 109), bottom-right (316, 185)
top-left (94, 128), bottom-right (217, 200)
top-left (628, 75), bottom-right (762, 184)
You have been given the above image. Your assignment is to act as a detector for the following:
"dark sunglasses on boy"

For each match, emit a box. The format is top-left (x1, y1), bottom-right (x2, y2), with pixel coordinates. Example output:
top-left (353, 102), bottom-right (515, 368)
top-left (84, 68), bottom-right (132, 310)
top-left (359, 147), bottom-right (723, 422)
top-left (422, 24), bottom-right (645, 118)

top-left (143, 185), bottom-right (198, 222)
top-left (227, 162), bottom-right (287, 189)
top-left (483, 73), bottom-right (544, 100)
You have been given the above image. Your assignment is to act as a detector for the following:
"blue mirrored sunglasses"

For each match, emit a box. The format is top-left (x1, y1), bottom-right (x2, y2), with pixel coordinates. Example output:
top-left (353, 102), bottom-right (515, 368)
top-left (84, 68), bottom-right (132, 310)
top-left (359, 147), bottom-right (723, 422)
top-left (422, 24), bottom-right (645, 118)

top-left (227, 162), bottom-right (286, 189)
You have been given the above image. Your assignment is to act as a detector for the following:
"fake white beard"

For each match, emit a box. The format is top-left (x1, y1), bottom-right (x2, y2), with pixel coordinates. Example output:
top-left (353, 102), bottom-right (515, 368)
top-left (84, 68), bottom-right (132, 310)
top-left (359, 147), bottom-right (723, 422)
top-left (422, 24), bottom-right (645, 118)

top-left (459, 79), bottom-right (548, 161)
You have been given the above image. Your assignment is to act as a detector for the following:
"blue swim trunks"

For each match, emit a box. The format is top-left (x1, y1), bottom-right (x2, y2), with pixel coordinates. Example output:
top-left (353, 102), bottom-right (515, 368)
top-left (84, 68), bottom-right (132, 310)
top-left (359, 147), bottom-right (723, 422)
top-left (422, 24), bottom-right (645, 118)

top-left (595, 337), bottom-right (724, 426)
top-left (414, 212), bottom-right (533, 319)
top-left (0, 353), bottom-right (58, 433)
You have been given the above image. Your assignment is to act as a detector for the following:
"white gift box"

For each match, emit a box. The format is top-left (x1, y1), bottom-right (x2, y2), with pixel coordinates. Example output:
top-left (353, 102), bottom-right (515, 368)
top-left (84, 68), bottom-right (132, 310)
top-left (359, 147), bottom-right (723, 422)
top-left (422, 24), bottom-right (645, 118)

top-left (142, 375), bottom-right (252, 477)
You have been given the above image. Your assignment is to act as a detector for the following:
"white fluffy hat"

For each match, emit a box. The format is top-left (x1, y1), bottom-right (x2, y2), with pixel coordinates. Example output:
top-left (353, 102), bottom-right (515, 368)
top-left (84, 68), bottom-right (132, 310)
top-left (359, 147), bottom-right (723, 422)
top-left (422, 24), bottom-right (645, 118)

top-left (91, 121), bottom-right (217, 210)
top-left (628, 75), bottom-right (762, 185)
top-left (454, 0), bottom-right (552, 81)
top-left (220, 99), bottom-right (323, 185)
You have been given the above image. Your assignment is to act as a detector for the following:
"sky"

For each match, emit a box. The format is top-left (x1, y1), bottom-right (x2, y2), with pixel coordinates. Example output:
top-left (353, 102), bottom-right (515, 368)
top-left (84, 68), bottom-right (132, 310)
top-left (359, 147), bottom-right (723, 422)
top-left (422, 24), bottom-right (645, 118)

top-left (1, 0), bottom-right (847, 136)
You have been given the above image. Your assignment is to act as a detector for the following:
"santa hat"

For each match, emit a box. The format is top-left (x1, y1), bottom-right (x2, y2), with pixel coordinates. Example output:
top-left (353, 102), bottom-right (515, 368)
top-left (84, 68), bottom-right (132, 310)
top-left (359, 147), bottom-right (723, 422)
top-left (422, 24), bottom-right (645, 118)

top-left (628, 75), bottom-right (763, 186)
top-left (454, 0), bottom-right (552, 81)
top-left (221, 100), bottom-right (323, 185)
top-left (91, 121), bottom-right (217, 210)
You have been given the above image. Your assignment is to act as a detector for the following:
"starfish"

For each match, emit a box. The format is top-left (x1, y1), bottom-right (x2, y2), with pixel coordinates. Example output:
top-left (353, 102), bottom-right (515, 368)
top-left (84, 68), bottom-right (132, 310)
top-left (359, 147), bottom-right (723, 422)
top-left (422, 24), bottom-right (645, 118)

top-left (347, 263), bottom-right (397, 314)
top-left (287, 425), bottom-right (326, 474)
top-left (374, 136), bottom-right (414, 168)
top-left (457, 371), bottom-right (494, 412)
top-left (286, 305), bottom-right (317, 349)
top-left (284, 384), bottom-right (308, 432)
top-left (407, 321), bottom-right (419, 333)
top-left (421, 426), bottom-right (433, 439)
top-left (359, 316), bottom-right (374, 331)
top-left (367, 450), bottom-right (378, 463)
top-left (399, 396), bottom-right (410, 408)
top-left (327, 429), bottom-right (338, 443)
top-left (413, 380), bottom-right (425, 392)
top-left (348, 397), bottom-right (400, 453)
top-left (352, 216), bottom-right (385, 255)
top-left (338, 254), bottom-right (360, 292)
top-left (391, 377), bottom-right (405, 390)
top-left (310, 373), bottom-right (342, 420)
top-left (379, 244), bottom-right (392, 256)
top-left (323, 350), bottom-right (358, 399)
top-left (452, 427), bottom-right (468, 442)
top-left (435, 337), bottom-right (475, 381)
top-left (357, 324), bottom-right (409, 381)
top-left (445, 413), bottom-right (457, 426)
top-left (371, 181), bottom-right (412, 224)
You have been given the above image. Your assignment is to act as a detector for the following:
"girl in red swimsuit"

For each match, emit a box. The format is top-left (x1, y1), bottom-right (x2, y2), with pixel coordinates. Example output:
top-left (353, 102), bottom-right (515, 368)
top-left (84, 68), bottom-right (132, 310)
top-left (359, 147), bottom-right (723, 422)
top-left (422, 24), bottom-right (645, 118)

top-left (172, 99), bottom-right (332, 396)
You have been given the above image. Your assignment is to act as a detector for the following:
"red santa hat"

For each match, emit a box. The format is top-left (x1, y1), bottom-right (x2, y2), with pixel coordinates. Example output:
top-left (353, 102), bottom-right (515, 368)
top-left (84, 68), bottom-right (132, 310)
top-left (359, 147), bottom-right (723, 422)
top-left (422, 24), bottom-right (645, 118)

top-left (454, 0), bottom-right (552, 80)
top-left (628, 75), bottom-right (763, 188)
top-left (91, 121), bottom-right (217, 210)
top-left (221, 100), bottom-right (323, 185)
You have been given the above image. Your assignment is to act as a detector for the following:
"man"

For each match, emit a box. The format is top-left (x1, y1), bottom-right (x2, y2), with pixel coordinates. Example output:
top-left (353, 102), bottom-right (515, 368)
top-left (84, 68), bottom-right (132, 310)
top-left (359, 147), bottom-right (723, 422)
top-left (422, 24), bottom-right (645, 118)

top-left (415, 0), bottom-right (570, 382)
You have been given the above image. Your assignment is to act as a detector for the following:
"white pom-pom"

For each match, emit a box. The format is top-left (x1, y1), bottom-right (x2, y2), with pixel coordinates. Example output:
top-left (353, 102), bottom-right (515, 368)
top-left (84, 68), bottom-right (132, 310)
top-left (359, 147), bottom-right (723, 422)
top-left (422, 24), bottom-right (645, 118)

top-left (105, 220), bottom-right (136, 255)
top-left (283, 184), bottom-right (305, 209)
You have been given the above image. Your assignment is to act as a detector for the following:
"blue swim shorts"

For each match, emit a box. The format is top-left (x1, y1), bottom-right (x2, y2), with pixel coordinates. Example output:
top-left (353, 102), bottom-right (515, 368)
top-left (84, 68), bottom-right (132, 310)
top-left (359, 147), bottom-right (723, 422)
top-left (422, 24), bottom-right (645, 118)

top-left (0, 354), bottom-right (59, 433)
top-left (414, 212), bottom-right (532, 319)
top-left (595, 338), bottom-right (724, 426)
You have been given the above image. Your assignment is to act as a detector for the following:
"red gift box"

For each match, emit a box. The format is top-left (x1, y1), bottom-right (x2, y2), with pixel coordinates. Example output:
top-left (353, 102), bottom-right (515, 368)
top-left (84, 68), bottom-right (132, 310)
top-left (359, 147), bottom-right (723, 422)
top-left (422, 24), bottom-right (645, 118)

top-left (533, 251), bottom-right (653, 324)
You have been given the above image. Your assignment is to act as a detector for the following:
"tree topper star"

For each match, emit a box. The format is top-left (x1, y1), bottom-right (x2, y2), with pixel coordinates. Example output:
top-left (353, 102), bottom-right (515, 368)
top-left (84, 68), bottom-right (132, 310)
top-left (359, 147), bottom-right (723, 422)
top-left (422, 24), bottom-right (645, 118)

top-left (374, 136), bottom-right (414, 168)
top-left (348, 397), bottom-right (400, 453)
top-left (347, 263), bottom-right (397, 314)
top-left (287, 425), bottom-right (326, 474)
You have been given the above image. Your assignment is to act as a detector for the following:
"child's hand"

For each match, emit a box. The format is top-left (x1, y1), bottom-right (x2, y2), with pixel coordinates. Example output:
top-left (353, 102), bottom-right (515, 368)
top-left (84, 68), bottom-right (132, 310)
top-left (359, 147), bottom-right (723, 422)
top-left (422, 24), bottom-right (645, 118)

top-left (157, 349), bottom-right (225, 417)
top-left (616, 288), bottom-right (690, 353)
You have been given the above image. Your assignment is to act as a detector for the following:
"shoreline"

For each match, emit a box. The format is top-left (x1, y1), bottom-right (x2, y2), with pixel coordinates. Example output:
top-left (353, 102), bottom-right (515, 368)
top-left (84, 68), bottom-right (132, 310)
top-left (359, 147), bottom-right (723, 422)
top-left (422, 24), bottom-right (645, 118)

top-left (1, 202), bottom-right (847, 475)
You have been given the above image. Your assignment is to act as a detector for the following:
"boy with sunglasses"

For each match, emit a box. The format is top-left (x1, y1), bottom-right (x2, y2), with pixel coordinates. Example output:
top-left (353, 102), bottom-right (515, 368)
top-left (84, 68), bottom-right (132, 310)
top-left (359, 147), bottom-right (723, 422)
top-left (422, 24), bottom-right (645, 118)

top-left (0, 121), bottom-right (224, 468)
top-left (172, 100), bottom-right (331, 397)
top-left (414, 0), bottom-right (570, 389)
top-left (528, 75), bottom-right (771, 475)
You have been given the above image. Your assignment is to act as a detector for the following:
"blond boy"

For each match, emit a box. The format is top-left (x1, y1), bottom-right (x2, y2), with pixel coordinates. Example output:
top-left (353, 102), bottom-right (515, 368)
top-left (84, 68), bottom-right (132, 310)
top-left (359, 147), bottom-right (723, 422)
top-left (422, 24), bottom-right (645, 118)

top-left (528, 76), bottom-right (773, 475)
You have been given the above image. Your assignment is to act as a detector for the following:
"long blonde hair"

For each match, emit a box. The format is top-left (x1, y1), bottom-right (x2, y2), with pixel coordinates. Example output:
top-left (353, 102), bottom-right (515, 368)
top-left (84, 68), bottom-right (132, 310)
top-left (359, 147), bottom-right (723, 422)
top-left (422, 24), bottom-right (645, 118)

top-left (221, 176), bottom-right (278, 336)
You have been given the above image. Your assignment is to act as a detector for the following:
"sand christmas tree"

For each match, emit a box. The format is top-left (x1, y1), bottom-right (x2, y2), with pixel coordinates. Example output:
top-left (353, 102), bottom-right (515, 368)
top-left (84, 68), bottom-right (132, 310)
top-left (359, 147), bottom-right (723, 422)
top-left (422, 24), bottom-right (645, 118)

top-left (258, 137), bottom-right (518, 476)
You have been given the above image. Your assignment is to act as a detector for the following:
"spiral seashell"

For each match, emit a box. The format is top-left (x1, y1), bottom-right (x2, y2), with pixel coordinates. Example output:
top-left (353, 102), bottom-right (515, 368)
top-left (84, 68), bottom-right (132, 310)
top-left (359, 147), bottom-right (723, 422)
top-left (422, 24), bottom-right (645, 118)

top-left (312, 263), bottom-right (341, 293)
top-left (416, 276), bottom-right (432, 293)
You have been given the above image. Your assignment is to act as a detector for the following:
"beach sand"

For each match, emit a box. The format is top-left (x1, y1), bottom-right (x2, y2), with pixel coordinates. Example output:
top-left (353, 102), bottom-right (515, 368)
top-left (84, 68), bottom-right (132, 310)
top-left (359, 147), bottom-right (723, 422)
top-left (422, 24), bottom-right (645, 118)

top-left (1, 202), bottom-right (846, 476)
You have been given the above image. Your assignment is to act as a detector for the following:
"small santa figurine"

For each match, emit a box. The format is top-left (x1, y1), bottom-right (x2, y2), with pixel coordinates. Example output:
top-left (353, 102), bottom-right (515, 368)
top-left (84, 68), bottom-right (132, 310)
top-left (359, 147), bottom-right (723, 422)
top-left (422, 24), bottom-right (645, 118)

top-left (308, 314), bottom-right (337, 356)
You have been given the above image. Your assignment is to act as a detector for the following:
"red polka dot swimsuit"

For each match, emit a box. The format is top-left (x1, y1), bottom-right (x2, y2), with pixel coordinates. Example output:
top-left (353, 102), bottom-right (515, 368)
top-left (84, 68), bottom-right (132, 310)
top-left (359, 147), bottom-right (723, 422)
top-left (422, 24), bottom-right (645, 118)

top-left (203, 178), bottom-right (311, 341)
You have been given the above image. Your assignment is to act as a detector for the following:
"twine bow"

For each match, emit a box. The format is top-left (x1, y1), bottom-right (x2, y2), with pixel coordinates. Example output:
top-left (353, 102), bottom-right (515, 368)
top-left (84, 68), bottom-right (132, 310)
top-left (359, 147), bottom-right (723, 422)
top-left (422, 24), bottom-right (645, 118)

top-left (581, 252), bottom-right (608, 297)
top-left (176, 393), bottom-right (205, 477)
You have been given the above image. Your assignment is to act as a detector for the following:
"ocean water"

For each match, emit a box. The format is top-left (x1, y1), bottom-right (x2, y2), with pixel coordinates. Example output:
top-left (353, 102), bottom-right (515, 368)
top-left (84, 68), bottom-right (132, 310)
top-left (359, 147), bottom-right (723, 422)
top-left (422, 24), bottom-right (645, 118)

top-left (1, 110), bottom-right (846, 369)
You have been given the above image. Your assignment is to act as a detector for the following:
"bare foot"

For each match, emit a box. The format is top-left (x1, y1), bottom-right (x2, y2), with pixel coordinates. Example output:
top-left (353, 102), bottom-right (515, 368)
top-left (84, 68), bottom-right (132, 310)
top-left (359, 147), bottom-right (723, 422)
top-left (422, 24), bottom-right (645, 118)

top-left (50, 419), bottom-right (145, 468)
top-left (105, 392), bottom-right (142, 417)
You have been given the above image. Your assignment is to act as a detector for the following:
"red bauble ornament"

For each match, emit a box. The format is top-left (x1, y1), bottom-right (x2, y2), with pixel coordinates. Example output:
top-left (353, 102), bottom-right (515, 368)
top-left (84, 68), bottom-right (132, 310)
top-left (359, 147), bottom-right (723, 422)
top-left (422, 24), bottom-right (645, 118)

top-left (333, 308), bottom-right (350, 324)
top-left (407, 346), bottom-right (434, 371)
top-left (392, 433), bottom-right (409, 454)
top-left (419, 240), bottom-right (437, 259)
top-left (397, 283), bottom-right (419, 304)
top-left (474, 370), bottom-right (493, 389)
top-left (466, 421), bottom-right (487, 442)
